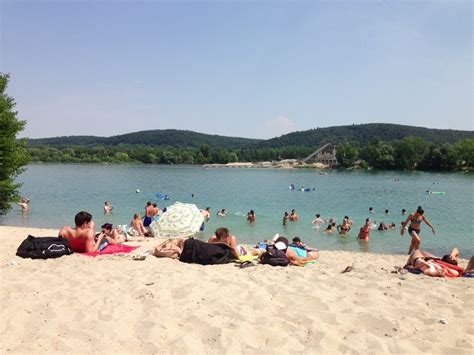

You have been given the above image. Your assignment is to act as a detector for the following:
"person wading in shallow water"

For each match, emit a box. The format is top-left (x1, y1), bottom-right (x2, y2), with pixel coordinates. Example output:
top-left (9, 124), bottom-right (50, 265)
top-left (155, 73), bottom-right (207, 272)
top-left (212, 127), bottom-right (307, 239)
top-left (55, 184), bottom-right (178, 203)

top-left (402, 206), bottom-right (435, 255)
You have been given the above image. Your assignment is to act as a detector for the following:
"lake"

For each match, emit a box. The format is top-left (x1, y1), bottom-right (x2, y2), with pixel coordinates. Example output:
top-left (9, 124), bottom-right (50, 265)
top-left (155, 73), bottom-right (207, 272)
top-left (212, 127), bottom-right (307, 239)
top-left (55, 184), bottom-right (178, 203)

top-left (1, 164), bottom-right (473, 256)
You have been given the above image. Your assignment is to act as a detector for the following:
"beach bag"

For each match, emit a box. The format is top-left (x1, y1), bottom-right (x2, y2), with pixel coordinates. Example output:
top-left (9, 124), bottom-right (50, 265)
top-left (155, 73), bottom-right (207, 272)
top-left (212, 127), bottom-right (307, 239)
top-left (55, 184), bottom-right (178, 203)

top-left (152, 238), bottom-right (184, 259)
top-left (260, 245), bottom-right (290, 267)
top-left (16, 235), bottom-right (73, 259)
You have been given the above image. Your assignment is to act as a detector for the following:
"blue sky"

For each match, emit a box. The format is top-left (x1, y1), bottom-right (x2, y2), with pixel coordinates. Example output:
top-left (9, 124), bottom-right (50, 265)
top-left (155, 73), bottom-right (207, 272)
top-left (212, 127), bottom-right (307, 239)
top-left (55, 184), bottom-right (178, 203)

top-left (1, 0), bottom-right (472, 139)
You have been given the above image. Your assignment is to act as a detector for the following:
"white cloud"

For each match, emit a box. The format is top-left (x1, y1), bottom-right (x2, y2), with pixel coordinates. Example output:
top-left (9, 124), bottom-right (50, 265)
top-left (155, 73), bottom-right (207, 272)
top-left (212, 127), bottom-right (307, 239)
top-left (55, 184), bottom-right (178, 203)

top-left (261, 116), bottom-right (297, 139)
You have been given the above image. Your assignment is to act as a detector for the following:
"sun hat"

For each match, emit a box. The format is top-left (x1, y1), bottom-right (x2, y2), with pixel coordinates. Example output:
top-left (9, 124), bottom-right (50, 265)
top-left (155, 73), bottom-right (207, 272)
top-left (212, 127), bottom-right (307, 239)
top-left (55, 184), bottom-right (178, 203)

top-left (274, 236), bottom-right (289, 251)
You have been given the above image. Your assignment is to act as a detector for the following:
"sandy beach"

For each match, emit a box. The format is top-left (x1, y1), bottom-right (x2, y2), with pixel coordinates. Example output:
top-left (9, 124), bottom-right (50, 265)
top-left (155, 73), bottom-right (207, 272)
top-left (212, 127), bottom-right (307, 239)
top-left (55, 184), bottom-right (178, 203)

top-left (0, 225), bottom-right (472, 354)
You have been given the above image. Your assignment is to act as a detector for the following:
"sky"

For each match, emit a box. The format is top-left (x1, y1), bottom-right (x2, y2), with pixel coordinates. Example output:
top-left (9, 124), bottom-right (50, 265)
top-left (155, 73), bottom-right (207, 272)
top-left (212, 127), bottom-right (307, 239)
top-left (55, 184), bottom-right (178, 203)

top-left (1, 0), bottom-right (472, 139)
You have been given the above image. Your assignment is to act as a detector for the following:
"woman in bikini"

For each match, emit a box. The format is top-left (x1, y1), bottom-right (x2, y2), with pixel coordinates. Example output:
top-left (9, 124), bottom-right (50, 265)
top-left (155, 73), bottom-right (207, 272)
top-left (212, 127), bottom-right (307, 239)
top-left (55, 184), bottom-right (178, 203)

top-left (404, 248), bottom-right (460, 277)
top-left (402, 206), bottom-right (435, 254)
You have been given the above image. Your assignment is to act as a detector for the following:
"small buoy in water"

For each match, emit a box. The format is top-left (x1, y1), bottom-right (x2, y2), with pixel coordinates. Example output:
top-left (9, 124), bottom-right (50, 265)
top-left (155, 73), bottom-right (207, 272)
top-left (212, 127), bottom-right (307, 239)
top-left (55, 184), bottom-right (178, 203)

top-left (136, 189), bottom-right (140, 193)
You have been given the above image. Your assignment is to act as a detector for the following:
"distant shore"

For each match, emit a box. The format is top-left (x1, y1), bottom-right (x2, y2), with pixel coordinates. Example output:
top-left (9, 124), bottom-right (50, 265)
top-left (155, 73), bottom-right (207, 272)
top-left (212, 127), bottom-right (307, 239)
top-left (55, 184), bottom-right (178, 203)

top-left (203, 160), bottom-right (330, 169)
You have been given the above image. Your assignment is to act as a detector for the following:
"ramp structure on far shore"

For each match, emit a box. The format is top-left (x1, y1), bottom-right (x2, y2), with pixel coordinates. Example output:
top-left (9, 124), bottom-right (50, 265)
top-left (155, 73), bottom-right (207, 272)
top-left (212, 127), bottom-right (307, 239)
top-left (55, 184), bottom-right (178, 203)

top-left (301, 143), bottom-right (338, 166)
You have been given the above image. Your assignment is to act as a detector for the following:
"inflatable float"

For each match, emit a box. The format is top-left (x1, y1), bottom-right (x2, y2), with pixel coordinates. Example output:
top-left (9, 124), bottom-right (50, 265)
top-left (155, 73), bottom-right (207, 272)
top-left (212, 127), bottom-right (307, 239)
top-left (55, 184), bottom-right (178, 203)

top-left (155, 192), bottom-right (170, 200)
top-left (427, 191), bottom-right (445, 195)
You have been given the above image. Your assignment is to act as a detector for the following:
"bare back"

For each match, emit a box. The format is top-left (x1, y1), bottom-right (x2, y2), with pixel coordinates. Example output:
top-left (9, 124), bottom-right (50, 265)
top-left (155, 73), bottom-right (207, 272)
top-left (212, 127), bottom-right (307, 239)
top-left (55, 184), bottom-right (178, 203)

top-left (59, 225), bottom-right (95, 252)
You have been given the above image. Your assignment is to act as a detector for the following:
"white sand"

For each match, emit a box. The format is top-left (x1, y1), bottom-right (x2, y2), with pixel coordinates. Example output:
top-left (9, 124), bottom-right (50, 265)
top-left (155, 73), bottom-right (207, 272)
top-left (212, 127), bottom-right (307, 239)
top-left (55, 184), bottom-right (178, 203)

top-left (0, 226), bottom-right (473, 354)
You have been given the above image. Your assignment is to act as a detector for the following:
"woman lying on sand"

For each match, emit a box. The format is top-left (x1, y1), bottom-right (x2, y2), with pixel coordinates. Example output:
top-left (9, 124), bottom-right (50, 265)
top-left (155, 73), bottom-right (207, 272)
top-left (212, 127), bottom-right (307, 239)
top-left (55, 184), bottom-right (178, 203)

top-left (404, 248), bottom-right (461, 277)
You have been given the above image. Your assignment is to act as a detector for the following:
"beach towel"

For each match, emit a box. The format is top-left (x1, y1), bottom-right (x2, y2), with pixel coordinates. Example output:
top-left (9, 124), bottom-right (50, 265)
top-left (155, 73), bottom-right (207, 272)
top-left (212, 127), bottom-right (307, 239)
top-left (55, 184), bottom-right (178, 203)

top-left (78, 244), bottom-right (138, 256)
top-left (291, 259), bottom-right (318, 267)
top-left (432, 259), bottom-right (464, 277)
top-left (179, 238), bottom-right (234, 265)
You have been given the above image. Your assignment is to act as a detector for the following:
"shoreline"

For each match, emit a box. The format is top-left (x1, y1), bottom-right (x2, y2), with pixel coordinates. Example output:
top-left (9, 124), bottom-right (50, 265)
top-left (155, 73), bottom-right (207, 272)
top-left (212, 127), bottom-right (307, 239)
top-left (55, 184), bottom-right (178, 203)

top-left (1, 225), bottom-right (473, 353)
top-left (0, 224), bottom-right (470, 258)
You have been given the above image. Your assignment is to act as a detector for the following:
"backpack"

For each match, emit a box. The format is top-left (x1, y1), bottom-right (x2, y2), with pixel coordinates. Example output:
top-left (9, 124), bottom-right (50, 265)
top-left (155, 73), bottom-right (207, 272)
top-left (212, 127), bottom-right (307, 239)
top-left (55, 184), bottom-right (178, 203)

top-left (260, 245), bottom-right (290, 267)
top-left (16, 235), bottom-right (73, 259)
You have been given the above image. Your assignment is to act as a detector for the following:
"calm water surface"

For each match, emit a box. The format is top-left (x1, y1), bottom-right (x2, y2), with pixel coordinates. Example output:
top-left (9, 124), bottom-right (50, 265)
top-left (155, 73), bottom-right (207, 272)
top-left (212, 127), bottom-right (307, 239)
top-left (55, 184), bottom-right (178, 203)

top-left (2, 164), bottom-right (473, 256)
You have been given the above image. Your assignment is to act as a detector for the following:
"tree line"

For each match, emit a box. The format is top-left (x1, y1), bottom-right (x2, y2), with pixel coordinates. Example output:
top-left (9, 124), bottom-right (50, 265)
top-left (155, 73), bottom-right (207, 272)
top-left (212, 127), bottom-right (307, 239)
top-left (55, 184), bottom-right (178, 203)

top-left (336, 137), bottom-right (473, 171)
top-left (27, 136), bottom-right (473, 171)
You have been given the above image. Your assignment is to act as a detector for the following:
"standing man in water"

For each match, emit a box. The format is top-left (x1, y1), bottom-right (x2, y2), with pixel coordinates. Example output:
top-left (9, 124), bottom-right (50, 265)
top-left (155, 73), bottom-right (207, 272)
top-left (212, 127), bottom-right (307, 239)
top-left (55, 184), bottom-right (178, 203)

top-left (17, 197), bottom-right (30, 212)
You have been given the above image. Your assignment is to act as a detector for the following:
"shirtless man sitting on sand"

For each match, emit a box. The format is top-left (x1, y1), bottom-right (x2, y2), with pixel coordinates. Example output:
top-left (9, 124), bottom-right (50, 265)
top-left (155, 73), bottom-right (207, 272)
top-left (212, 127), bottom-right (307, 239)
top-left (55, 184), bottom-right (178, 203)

top-left (208, 227), bottom-right (262, 258)
top-left (59, 211), bottom-right (105, 252)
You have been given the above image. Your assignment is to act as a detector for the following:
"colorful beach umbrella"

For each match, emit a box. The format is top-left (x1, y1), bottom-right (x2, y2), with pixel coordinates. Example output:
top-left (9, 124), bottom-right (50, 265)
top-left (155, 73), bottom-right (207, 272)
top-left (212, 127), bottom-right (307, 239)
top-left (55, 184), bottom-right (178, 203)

top-left (149, 202), bottom-right (204, 238)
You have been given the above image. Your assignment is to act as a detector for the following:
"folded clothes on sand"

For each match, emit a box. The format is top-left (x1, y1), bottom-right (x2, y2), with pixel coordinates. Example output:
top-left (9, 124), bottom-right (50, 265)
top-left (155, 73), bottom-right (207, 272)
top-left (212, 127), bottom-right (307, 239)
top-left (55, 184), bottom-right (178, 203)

top-left (78, 244), bottom-right (138, 256)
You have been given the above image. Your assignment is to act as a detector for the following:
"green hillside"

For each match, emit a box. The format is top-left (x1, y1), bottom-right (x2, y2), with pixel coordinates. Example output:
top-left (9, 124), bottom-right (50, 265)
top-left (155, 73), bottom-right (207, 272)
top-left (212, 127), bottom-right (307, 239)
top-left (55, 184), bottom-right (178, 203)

top-left (28, 124), bottom-right (473, 149)
top-left (25, 124), bottom-right (473, 171)
top-left (28, 129), bottom-right (262, 149)
top-left (259, 123), bottom-right (473, 148)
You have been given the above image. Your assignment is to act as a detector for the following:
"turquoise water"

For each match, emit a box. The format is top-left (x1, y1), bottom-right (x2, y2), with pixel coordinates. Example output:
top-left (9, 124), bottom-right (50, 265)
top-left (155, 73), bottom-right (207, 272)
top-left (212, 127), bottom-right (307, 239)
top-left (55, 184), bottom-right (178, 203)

top-left (2, 164), bottom-right (473, 256)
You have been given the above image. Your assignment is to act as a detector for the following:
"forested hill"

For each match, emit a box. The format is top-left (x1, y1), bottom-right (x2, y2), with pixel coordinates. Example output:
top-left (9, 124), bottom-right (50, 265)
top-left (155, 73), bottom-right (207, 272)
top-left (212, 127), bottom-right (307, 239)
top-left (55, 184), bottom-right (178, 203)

top-left (258, 124), bottom-right (474, 148)
top-left (27, 124), bottom-right (473, 148)
top-left (28, 129), bottom-right (262, 149)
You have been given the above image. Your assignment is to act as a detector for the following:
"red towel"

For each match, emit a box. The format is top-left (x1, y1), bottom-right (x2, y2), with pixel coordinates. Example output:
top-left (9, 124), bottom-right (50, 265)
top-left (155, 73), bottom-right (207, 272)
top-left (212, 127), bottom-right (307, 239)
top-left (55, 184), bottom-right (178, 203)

top-left (78, 244), bottom-right (138, 256)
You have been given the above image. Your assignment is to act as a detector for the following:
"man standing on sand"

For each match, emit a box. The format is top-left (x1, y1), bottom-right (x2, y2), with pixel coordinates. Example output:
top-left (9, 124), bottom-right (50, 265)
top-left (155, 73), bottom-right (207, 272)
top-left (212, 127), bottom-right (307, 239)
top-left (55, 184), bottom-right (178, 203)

top-left (59, 211), bottom-right (105, 252)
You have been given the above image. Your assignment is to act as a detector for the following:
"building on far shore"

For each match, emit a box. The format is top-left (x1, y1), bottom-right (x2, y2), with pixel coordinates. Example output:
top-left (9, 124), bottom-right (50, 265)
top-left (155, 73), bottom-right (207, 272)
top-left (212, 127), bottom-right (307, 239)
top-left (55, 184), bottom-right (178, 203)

top-left (316, 144), bottom-right (338, 166)
top-left (301, 143), bottom-right (338, 167)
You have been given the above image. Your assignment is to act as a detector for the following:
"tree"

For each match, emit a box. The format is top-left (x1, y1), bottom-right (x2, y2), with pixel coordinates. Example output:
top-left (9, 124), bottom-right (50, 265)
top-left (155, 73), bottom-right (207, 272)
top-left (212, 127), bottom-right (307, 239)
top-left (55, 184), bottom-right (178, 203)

top-left (0, 74), bottom-right (29, 214)
top-left (393, 136), bottom-right (430, 170)
top-left (336, 143), bottom-right (359, 167)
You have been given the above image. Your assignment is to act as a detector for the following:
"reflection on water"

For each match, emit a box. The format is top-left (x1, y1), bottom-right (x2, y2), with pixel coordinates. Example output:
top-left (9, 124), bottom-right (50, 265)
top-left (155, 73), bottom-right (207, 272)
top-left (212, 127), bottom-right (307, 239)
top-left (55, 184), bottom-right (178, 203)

top-left (20, 211), bottom-right (29, 225)
top-left (357, 239), bottom-right (370, 253)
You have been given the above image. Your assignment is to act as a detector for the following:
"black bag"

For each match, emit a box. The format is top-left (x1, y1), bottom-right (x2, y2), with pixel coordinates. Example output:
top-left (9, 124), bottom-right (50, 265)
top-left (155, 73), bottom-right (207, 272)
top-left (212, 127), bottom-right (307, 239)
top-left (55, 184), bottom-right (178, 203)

top-left (179, 238), bottom-right (234, 265)
top-left (16, 235), bottom-right (73, 259)
top-left (260, 245), bottom-right (290, 267)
